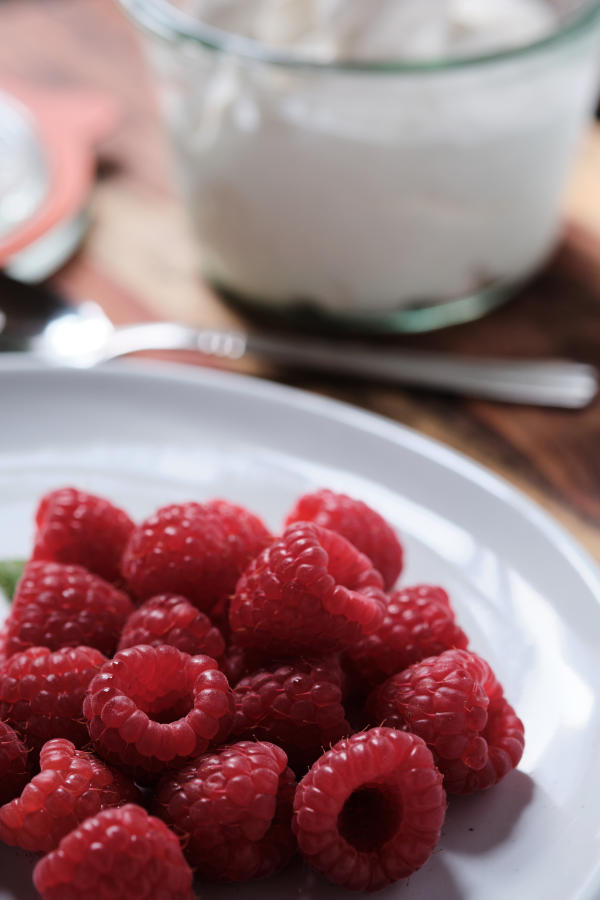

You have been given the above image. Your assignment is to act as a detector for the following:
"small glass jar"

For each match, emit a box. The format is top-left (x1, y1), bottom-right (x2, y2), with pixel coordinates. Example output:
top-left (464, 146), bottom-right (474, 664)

top-left (120, 0), bottom-right (600, 332)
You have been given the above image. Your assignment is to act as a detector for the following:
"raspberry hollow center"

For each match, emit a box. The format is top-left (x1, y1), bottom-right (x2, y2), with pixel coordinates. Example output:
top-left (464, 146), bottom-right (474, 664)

top-left (338, 785), bottom-right (401, 852)
top-left (146, 693), bottom-right (194, 724)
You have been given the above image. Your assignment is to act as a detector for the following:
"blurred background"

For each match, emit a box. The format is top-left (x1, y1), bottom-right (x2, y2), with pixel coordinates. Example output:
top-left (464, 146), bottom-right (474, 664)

top-left (1, 0), bottom-right (600, 559)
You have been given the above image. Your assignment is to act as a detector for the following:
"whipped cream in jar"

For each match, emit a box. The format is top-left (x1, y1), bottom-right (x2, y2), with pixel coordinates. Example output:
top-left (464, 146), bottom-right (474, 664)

top-left (122, 0), bottom-right (600, 330)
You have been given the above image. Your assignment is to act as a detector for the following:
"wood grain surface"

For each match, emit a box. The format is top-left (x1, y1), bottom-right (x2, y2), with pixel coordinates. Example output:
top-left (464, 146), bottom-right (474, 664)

top-left (1, 0), bottom-right (600, 560)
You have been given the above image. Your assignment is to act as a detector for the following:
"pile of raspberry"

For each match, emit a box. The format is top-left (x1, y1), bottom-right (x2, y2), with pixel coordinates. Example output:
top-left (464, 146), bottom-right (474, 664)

top-left (0, 485), bottom-right (525, 898)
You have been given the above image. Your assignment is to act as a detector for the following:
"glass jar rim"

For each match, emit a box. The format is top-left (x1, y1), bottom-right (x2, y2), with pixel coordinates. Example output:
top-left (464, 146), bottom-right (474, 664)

top-left (119, 0), bottom-right (600, 73)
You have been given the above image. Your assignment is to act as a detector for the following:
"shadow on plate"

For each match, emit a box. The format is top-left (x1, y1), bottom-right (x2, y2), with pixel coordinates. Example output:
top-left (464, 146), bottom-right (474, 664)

top-left (198, 849), bottom-right (465, 899)
top-left (0, 843), bottom-right (38, 900)
top-left (441, 769), bottom-right (535, 855)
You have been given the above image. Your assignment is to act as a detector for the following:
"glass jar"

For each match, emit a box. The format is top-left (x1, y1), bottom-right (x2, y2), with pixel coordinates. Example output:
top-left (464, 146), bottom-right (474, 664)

top-left (120, 0), bottom-right (600, 332)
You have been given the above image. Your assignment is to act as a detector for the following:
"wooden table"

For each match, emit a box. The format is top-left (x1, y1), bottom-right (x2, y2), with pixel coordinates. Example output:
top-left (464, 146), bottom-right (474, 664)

top-left (2, 0), bottom-right (600, 560)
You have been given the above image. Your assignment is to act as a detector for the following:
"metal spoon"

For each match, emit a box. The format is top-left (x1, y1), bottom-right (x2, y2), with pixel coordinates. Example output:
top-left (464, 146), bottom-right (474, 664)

top-left (0, 275), bottom-right (596, 408)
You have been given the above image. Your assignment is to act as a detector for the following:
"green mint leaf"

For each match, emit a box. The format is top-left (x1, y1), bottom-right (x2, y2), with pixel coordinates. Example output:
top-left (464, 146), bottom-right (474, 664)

top-left (0, 559), bottom-right (26, 601)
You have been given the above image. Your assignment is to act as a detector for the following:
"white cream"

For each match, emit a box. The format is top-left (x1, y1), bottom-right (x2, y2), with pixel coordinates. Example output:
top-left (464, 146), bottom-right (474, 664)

top-left (158, 0), bottom-right (600, 314)
top-left (186, 0), bottom-right (556, 61)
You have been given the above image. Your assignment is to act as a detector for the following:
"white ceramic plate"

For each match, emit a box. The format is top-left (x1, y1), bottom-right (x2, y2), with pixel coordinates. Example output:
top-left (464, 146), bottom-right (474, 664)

top-left (1, 357), bottom-right (599, 900)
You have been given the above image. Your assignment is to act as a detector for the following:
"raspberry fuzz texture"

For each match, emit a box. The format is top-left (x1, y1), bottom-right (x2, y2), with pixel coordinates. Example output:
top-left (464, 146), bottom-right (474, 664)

top-left (122, 500), bottom-right (271, 611)
top-left (367, 648), bottom-right (525, 793)
top-left (32, 487), bottom-right (134, 584)
top-left (229, 522), bottom-right (386, 656)
top-left (293, 727), bottom-right (446, 891)
top-left (344, 585), bottom-right (469, 691)
top-left (231, 659), bottom-right (351, 773)
top-left (118, 593), bottom-right (225, 661)
top-left (84, 644), bottom-right (234, 779)
top-left (155, 740), bottom-right (296, 881)
top-left (0, 646), bottom-right (106, 756)
top-left (0, 720), bottom-right (30, 806)
top-left (33, 804), bottom-right (194, 900)
top-left (285, 489), bottom-right (403, 589)
top-left (5, 561), bottom-right (134, 658)
top-left (0, 738), bottom-right (139, 852)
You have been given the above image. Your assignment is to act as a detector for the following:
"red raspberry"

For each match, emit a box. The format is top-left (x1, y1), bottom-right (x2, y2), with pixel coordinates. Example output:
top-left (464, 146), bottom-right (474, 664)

top-left (118, 593), bottom-right (225, 660)
top-left (208, 593), bottom-right (232, 640)
top-left (231, 659), bottom-right (351, 773)
top-left (32, 487), bottom-right (134, 584)
top-left (84, 644), bottom-right (234, 780)
top-left (206, 498), bottom-right (273, 571)
top-left (285, 489), bottom-right (403, 589)
top-left (33, 804), bottom-right (194, 900)
top-left (0, 622), bottom-right (9, 666)
top-left (0, 646), bottom-right (106, 756)
top-left (221, 644), bottom-right (252, 686)
top-left (121, 500), bottom-right (271, 610)
top-left (0, 720), bottom-right (30, 805)
top-left (229, 522), bottom-right (386, 656)
top-left (0, 738), bottom-right (140, 852)
top-left (5, 561), bottom-right (134, 659)
top-left (367, 648), bottom-right (525, 794)
top-left (293, 727), bottom-right (446, 891)
top-left (344, 586), bottom-right (469, 691)
top-left (155, 740), bottom-right (296, 881)
top-left (218, 646), bottom-right (273, 688)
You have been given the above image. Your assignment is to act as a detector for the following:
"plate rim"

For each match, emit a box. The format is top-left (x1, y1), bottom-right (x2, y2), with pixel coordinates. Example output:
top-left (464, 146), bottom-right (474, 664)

top-left (2, 353), bottom-right (598, 593)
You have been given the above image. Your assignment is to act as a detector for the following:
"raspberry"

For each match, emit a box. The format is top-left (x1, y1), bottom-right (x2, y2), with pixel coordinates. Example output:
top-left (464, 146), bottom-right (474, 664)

top-left (366, 648), bottom-right (525, 794)
top-left (122, 500), bottom-right (271, 610)
top-left (206, 498), bottom-right (273, 571)
top-left (33, 804), bottom-right (194, 900)
top-left (229, 522), bottom-right (386, 656)
top-left (84, 644), bottom-right (234, 780)
top-left (5, 561), bottom-right (134, 659)
top-left (0, 646), bottom-right (106, 756)
top-left (32, 487), bottom-right (134, 584)
top-left (231, 659), bottom-right (351, 773)
top-left (155, 740), bottom-right (296, 881)
top-left (0, 738), bottom-right (140, 852)
top-left (0, 720), bottom-right (30, 805)
top-left (219, 646), bottom-right (273, 688)
top-left (293, 727), bottom-right (446, 891)
top-left (221, 645), bottom-right (252, 686)
top-left (285, 489), bottom-right (403, 589)
top-left (344, 586), bottom-right (469, 691)
top-left (0, 622), bottom-right (9, 666)
top-left (118, 593), bottom-right (225, 660)
top-left (208, 594), bottom-right (232, 640)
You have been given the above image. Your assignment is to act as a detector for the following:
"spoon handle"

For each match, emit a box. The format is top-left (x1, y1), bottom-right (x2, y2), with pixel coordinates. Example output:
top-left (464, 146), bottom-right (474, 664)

top-left (98, 322), bottom-right (597, 409)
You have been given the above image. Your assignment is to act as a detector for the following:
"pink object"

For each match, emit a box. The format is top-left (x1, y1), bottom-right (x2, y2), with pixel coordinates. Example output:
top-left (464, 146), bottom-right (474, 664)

top-left (0, 80), bottom-right (119, 266)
